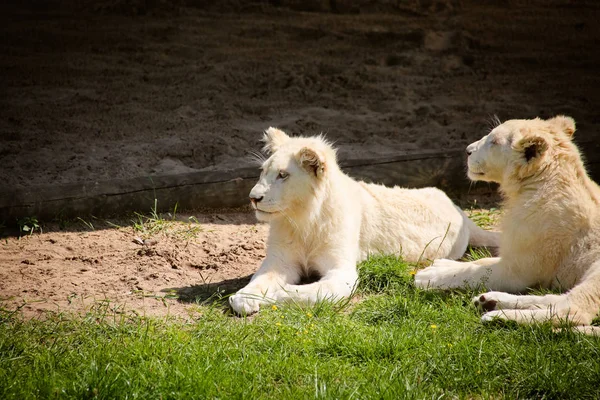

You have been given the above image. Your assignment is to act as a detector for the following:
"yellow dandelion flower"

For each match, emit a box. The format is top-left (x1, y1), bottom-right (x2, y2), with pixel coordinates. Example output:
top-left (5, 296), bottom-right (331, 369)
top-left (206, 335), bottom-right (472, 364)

top-left (306, 312), bottom-right (313, 318)
top-left (430, 324), bottom-right (438, 329)
top-left (409, 270), bottom-right (417, 276)
top-left (271, 305), bottom-right (278, 311)
top-left (275, 322), bottom-right (281, 326)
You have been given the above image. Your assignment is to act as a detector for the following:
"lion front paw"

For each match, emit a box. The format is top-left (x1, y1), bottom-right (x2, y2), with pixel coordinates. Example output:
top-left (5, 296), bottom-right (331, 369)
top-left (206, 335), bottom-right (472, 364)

top-left (414, 260), bottom-right (467, 289)
top-left (229, 293), bottom-right (262, 316)
top-left (473, 291), bottom-right (524, 312)
top-left (473, 292), bottom-right (499, 312)
top-left (481, 310), bottom-right (508, 323)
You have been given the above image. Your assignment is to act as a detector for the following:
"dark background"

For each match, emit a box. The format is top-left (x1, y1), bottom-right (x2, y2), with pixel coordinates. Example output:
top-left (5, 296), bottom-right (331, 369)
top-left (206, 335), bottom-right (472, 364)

top-left (2, 0), bottom-right (599, 190)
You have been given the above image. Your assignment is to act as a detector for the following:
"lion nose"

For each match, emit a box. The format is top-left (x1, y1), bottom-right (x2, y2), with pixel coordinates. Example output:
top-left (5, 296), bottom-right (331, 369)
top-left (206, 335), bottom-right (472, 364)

top-left (249, 195), bottom-right (263, 205)
top-left (466, 143), bottom-right (476, 156)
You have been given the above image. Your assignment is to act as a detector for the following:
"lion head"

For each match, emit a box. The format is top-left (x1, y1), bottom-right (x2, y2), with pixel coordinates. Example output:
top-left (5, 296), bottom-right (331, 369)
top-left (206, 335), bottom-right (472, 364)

top-left (248, 127), bottom-right (338, 222)
top-left (466, 115), bottom-right (577, 185)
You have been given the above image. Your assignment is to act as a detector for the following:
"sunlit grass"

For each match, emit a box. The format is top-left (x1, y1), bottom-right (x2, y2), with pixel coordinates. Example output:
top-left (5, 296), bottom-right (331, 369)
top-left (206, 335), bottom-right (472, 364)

top-left (2, 254), bottom-right (600, 399)
top-left (5, 206), bottom-right (598, 398)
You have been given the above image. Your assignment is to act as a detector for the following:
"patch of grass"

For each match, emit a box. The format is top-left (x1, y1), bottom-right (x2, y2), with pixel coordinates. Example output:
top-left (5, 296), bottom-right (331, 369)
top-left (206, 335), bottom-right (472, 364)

top-left (132, 199), bottom-right (173, 237)
top-left (3, 255), bottom-right (600, 399)
top-left (467, 206), bottom-right (502, 230)
top-left (77, 217), bottom-right (95, 231)
top-left (461, 245), bottom-right (493, 262)
top-left (17, 216), bottom-right (41, 237)
top-left (132, 200), bottom-right (202, 239)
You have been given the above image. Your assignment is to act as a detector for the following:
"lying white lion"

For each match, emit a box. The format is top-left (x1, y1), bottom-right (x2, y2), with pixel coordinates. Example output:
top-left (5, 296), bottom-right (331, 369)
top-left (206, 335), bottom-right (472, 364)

top-left (415, 115), bottom-right (600, 332)
top-left (229, 127), bottom-right (499, 315)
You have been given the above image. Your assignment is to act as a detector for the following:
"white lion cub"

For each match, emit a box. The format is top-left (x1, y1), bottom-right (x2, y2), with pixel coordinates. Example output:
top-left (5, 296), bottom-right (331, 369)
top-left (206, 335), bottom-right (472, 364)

top-left (415, 116), bottom-right (600, 333)
top-left (229, 128), bottom-right (499, 315)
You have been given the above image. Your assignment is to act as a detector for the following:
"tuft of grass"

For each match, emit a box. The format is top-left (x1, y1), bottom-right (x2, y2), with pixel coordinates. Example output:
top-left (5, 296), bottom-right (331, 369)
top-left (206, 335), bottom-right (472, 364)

top-left (76, 217), bottom-right (95, 231)
top-left (467, 207), bottom-right (502, 230)
top-left (3, 255), bottom-right (600, 399)
top-left (17, 216), bottom-right (41, 237)
top-left (132, 200), bottom-right (202, 239)
top-left (461, 245), bottom-right (493, 262)
top-left (357, 255), bottom-right (413, 294)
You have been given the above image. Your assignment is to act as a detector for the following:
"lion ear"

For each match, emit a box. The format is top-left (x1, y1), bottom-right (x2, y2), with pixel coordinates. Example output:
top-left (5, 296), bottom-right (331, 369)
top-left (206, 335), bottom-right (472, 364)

top-left (262, 127), bottom-right (290, 154)
top-left (547, 115), bottom-right (576, 138)
top-left (298, 147), bottom-right (325, 177)
top-left (516, 135), bottom-right (548, 162)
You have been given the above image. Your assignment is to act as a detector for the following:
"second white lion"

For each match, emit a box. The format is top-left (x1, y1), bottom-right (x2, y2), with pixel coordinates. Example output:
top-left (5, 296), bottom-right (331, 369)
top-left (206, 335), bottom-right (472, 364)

top-left (229, 128), bottom-right (498, 315)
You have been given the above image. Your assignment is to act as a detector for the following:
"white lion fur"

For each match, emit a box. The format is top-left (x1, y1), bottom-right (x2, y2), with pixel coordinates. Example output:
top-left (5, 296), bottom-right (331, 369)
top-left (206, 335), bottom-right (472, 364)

top-left (415, 115), bottom-right (600, 331)
top-left (229, 128), bottom-right (499, 315)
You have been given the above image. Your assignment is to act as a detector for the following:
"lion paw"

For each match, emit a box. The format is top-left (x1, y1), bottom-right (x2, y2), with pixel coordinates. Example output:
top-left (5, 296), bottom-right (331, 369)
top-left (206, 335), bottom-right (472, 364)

top-left (473, 291), bottom-right (525, 312)
top-left (481, 310), bottom-right (507, 323)
top-left (414, 260), bottom-right (470, 289)
top-left (473, 293), bottom-right (499, 312)
top-left (229, 293), bottom-right (262, 316)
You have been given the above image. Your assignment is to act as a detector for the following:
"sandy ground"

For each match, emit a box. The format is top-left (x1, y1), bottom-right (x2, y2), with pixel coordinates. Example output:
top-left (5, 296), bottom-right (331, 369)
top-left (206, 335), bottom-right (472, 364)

top-left (1, 0), bottom-right (600, 188)
top-left (0, 209), bottom-right (267, 318)
top-left (0, 205), bottom-right (501, 319)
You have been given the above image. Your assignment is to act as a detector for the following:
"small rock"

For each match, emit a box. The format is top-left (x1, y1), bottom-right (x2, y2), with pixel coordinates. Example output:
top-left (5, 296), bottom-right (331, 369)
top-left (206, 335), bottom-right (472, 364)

top-left (144, 239), bottom-right (158, 246)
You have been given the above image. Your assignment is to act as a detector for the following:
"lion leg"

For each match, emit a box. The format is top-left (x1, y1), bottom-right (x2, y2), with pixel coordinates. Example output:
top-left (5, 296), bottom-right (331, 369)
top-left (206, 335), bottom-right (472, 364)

top-left (479, 260), bottom-right (600, 328)
top-left (276, 266), bottom-right (358, 306)
top-left (277, 253), bottom-right (359, 306)
top-left (229, 256), bottom-right (299, 315)
top-left (414, 257), bottom-right (527, 292)
top-left (481, 308), bottom-right (573, 324)
top-left (462, 212), bottom-right (501, 249)
top-left (473, 291), bottom-right (563, 312)
top-left (567, 326), bottom-right (600, 336)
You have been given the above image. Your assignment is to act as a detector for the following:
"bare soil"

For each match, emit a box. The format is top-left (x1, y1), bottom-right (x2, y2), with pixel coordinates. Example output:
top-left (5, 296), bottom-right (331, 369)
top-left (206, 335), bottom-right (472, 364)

top-left (0, 208), bottom-right (267, 318)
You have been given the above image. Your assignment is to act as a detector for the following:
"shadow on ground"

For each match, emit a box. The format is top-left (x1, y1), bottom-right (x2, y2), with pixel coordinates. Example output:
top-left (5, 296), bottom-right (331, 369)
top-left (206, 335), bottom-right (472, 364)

top-left (165, 275), bottom-right (253, 308)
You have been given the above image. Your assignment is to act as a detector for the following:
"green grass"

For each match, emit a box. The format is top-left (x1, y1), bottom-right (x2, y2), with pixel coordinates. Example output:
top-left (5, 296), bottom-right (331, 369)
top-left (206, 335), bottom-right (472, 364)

top-left (2, 255), bottom-right (600, 399)
top-left (131, 200), bottom-right (203, 240)
top-left (467, 207), bottom-right (502, 231)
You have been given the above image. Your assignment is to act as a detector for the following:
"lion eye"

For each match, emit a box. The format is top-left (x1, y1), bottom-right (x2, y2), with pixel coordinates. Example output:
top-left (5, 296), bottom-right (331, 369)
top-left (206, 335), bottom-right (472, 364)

top-left (277, 171), bottom-right (289, 180)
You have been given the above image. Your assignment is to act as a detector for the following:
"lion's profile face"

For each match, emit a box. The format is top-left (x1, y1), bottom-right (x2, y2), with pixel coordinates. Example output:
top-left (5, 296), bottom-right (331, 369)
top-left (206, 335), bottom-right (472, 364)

top-left (249, 150), bottom-right (316, 222)
top-left (466, 116), bottom-right (576, 184)
top-left (249, 127), bottom-right (335, 222)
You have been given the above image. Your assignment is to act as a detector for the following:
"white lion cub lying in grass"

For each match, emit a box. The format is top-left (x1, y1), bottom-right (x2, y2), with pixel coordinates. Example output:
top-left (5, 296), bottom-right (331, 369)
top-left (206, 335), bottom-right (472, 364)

top-left (415, 116), bottom-right (600, 333)
top-left (229, 128), bottom-right (499, 315)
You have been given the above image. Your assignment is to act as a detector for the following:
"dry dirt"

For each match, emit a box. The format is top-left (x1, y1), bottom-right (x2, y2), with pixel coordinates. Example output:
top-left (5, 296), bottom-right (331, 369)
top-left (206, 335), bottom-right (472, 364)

top-left (0, 208), bottom-right (268, 318)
